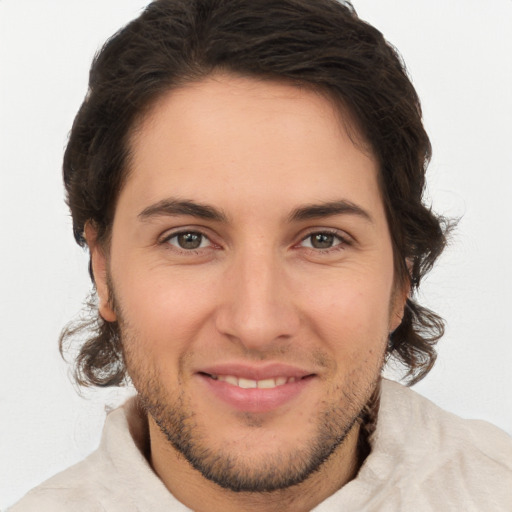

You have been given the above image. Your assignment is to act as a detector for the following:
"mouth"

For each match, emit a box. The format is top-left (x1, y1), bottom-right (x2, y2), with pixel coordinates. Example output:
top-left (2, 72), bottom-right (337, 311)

top-left (200, 373), bottom-right (309, 389)
top-left (196, 366), bottom-right (316, 413)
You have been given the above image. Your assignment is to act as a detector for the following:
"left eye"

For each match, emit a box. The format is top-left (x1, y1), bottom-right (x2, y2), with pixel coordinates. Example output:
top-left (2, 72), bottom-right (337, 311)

top-left (300, 232), bottom-right (343, 249)
top-left (166, 231), bottom-right (211, 250)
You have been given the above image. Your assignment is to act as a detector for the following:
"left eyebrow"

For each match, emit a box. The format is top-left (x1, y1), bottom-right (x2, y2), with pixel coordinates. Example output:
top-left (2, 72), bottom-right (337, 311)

top-left (288, 200), bottom-right (373, 223)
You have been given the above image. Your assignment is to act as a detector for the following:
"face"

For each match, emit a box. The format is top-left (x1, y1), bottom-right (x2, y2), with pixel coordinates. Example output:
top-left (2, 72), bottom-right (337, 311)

top-left (91, 74), bottom-right (405, 493)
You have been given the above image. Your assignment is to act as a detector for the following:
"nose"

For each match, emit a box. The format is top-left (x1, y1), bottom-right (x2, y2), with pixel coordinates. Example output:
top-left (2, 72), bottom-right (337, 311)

top-left (214, 247), bottom-right (300, 351)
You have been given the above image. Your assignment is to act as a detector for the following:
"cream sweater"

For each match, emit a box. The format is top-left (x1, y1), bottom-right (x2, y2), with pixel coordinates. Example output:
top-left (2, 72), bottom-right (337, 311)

top-left (11, 379), bottom-right (512, 511)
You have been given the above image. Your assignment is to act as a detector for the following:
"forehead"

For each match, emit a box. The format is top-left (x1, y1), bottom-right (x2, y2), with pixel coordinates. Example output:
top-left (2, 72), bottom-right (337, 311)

top-left (121, 73), bottom-right (384, 225)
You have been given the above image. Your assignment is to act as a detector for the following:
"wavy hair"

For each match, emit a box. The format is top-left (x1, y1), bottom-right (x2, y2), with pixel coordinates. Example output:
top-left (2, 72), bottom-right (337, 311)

top-left (61, 0), bottom-right (450, 387)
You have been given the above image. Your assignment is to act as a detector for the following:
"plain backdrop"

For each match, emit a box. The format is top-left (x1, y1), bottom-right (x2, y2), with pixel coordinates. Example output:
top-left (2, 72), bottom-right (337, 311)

top-left (1, 0), bottom-right (511, 508)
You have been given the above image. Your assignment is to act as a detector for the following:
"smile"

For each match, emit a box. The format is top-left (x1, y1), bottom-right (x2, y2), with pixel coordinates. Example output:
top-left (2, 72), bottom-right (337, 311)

top-left (207, 374), bottom-right (300, 389)
top-left (198, 369), bottom-right (314, 413)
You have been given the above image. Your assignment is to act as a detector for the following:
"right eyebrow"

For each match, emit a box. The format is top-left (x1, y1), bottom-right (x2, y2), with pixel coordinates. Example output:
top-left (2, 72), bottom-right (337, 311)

top-left (137, 198), bottom-right (228, 223)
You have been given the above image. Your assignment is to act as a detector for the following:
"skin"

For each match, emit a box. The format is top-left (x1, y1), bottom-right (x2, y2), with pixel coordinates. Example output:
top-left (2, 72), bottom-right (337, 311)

top-left (88, 73), bottom-right (407, 512)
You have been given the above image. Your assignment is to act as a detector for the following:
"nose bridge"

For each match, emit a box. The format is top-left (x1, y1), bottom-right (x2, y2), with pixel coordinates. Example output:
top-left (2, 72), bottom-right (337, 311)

top-left (216, 242), bottom-right (299, 348)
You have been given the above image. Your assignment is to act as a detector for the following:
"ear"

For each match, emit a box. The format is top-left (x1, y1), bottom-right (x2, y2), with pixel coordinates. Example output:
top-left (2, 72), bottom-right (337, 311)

top-left (389, 269), bottom-right (411, 333)
top-left (84, 222), bottom-right (117, 323)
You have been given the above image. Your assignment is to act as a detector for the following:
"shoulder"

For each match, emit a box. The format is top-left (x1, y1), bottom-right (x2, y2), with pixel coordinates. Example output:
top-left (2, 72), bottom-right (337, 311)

top-left (9, 399), bottom-right (143, 511)
top-left (8, 451), bottom-right (113, 511)
top-left (379, 379), bottom-right (512, 462)
top-left (365, 380), bottom-right (512, 510)
top-left (9, 398), bottom-right (184, 512)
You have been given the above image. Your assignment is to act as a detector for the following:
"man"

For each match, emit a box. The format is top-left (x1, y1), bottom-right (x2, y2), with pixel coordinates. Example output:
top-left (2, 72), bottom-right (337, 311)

top-left (11, 0), bottom-right (512, 510)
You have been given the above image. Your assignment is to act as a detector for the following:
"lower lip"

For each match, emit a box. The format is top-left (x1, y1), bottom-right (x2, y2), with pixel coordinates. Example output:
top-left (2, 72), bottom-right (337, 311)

top-left (198, 374), bottom-right (314, 413)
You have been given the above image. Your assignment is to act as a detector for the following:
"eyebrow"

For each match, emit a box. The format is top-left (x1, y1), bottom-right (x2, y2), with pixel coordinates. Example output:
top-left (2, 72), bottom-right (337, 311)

top-left (137, 198), bottom-right (372, 224)
top-left (288, 200), bottom-right (373, 223)
top-left (138, 198), bottom-right (228, 222)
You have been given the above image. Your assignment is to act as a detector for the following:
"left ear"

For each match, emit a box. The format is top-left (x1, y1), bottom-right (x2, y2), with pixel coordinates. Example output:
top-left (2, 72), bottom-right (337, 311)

top-left (389, 273), bottom-right (410, 332)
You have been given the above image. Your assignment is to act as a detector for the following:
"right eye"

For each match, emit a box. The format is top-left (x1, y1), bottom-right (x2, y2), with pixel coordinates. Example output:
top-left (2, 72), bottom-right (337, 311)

top-left (165, 231), bottom-right (212, 250)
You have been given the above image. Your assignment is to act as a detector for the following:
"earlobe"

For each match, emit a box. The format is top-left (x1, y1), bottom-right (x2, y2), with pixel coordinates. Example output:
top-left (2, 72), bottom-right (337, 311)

top-left (391, 259), bottom-right (413, 331)
top-left (390, 276), bottom-right (410, 332)
top-left (390, 302), bottom-right (406, 333)
top-left (84, 223), bottom-right (117, 323)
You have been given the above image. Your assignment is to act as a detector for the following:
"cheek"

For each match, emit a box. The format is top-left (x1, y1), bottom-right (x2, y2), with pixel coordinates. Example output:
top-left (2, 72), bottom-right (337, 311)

top-left (295, 268), bottom-right (394, 349)
top-left (113, 264), bottom-right (220, 354)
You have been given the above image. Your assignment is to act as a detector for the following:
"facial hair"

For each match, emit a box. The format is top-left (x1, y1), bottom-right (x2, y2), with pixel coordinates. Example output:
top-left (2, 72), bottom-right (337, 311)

top-left (119, 320), bottom-right (384, 493)
top-left (137, 374), bottom-right (368, 492)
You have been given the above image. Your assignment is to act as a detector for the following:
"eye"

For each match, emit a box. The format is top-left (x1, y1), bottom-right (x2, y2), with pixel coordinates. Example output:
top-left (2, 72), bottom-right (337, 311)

top-left (300, 232), bottom-right (345, 250)
top-left (166, 231), bottom-right (211, 250)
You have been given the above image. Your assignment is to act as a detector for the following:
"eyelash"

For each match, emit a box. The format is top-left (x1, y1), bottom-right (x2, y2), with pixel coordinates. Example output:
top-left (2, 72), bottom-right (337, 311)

top-left (159, 228), bottom-right (351, 255)
top-left (159, 230), bottom-right (215, 255)
top-left (298, 229), bottom-right (351, 253)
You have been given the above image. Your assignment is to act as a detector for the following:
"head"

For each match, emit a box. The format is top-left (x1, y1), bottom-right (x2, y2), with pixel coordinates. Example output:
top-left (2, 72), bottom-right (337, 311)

top-left (61, 0), bottom-right (448, 496)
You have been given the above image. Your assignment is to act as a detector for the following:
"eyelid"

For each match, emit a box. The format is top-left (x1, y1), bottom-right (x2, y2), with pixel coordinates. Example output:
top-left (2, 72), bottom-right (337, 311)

top-left (167, 232), bottom-right (212, 249)
top-left (296, 228), bottom-right (353, 252)
top-left (156, 225), bottom-right (353, 252)
top-left (161, 229), bottom-right (206, 241)
top-left (299, 228), bottom-right (352, 243)
top-left (158, 226), bottom-right (222, 256)
top-left (158, 225), bottom-right (215, 244)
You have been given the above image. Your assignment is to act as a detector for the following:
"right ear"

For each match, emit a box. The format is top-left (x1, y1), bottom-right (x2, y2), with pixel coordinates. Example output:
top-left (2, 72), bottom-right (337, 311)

top-left (84, 222), bottom-right (117, 323)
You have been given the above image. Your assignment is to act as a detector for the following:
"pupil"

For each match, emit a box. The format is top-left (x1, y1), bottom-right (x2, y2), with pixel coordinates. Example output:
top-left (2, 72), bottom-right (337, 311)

top-left (311, 233), bottom-right (334, 249)
top-left (178, 232), bottom-right (202, 249)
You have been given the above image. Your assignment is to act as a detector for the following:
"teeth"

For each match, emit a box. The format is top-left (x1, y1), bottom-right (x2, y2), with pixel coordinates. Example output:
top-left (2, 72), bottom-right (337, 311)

top-left (257, 378), bottom-right (276, 389)
top-left (238, 378), bottom-right (258, 389)
top-left (217, 375), bottom-right (238, 386)
top-left (226, 375), bottom-right (239, 386)
top-left (211, 374), bottom-right (299, 389)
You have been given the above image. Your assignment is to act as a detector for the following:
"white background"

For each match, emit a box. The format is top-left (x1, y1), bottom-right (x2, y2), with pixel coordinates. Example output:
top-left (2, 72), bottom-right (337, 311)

top-left (1, 0), bottom-right (511, 508)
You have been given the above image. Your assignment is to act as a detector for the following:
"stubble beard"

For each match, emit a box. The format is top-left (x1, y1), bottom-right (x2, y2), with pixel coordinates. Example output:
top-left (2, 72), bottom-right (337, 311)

top-left (137, 377), bottom-right (368, 493)
top-left (110, 273), bottom-right (386, 494)
top-left (121, 331), bottom-right (384, 494)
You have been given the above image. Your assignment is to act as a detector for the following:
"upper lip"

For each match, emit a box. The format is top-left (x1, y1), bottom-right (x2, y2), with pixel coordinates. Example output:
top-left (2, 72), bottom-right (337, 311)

top-left (196, 363), bottom-right (314, 381)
